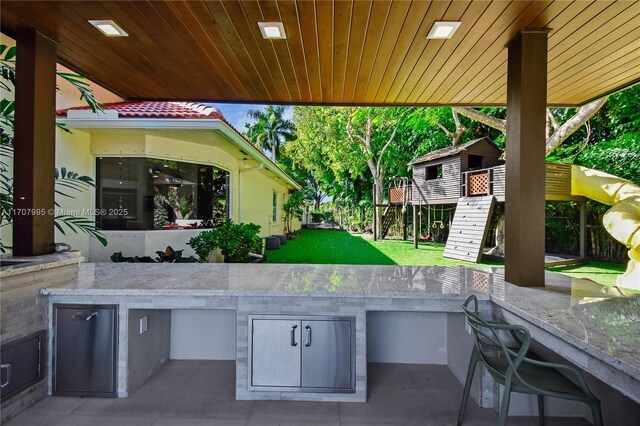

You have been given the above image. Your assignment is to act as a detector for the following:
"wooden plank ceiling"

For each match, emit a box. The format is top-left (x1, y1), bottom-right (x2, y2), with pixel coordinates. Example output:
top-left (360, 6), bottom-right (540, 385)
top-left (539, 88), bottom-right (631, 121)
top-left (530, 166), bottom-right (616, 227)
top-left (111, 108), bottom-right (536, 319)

top-left (2, 0), bottom-right (639, 106)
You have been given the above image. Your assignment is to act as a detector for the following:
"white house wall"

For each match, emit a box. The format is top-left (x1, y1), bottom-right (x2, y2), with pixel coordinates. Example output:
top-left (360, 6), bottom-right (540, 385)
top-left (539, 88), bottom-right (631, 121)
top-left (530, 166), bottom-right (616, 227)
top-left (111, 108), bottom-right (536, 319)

top-left (54, 126), bottom-right (298, 261)
top-left (240, 168), bottom-right (291, 237)
top-left (55, 128), bottom-right (94, 257)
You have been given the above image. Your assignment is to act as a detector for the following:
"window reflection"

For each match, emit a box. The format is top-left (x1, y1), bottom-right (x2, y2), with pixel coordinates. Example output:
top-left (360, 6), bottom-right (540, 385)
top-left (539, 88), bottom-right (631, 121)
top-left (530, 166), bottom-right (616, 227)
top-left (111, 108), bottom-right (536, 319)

top-left (97, 158), bottom-right (229, 231)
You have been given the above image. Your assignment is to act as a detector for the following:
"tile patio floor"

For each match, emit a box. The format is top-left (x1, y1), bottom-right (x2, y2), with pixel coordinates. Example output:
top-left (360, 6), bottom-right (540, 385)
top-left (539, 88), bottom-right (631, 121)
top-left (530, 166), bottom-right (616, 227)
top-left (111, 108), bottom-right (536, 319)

top-left (6, 361), bottom-right (591, 425)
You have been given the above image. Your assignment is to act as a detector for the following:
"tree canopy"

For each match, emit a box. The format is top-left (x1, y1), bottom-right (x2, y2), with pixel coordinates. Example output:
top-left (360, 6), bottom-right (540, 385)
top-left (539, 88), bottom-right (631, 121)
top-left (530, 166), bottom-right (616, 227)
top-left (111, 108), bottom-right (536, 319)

top-left (244, 105), bottom-right (295, 162)
top-left (242, 84), bottom-right (639, 241)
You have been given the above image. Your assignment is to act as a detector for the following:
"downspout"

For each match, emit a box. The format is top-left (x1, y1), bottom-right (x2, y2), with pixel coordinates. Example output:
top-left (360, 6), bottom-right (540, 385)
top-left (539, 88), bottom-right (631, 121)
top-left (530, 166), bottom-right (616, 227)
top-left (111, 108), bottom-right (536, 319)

top-left (238, 162), bottom-right (264, 223)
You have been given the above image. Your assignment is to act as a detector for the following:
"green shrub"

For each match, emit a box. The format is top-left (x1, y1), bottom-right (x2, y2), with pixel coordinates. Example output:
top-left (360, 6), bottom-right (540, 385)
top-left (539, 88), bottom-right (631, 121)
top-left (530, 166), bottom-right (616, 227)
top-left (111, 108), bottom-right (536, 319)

top-left (187, 229), bottom-right (219, 262)
top-left (188, 220), bottom-right (262, 263)
top-left (311, 210), bottom-right (324, 222)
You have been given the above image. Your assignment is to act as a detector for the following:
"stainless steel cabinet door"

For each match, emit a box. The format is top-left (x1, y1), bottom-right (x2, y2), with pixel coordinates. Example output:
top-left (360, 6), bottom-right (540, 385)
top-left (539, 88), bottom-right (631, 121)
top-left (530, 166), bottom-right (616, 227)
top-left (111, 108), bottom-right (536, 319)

top-left (54, 306), bottom-right (117, 396)
top-left (301, 320), bottom-right (353, 389)
top-left (251, 319), bottom-right (301, 387)
top-left (0, 332), bottom-right (44, 401)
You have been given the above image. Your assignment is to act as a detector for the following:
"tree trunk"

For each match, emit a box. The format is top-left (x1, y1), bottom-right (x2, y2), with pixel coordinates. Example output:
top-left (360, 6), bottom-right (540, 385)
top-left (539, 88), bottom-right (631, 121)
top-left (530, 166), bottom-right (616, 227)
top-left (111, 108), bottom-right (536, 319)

top-left (453, 107), bottom-right (506, 133)
top-left (544, 98), bottom-right (607, 154)
top-left (454, 97), bottom-right (608, 156)
top-left (486, 212), bottom-right (505, 256)
top-left (374, 176), bottom-right (384, 238)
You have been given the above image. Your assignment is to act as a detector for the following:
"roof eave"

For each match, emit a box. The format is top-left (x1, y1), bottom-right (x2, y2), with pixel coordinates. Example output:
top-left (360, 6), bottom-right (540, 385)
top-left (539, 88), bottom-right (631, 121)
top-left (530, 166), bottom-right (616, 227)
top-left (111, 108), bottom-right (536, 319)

top-left (56, 116), bottom-right (302, 190)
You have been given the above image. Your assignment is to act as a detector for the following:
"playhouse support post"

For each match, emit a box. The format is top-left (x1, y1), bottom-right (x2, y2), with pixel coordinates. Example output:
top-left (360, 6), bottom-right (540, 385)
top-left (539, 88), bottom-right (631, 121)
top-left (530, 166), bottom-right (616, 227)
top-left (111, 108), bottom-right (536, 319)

top-left (13, 29), bottom-right (57, 256)
top-left (505, 30), bottom-right (548, 287)
top-left (580, 201), bottom-right (587, 258)
top-left (413, 205), bottom-right (418, 248)
top-left (403, 208), bottom-right (408, 241)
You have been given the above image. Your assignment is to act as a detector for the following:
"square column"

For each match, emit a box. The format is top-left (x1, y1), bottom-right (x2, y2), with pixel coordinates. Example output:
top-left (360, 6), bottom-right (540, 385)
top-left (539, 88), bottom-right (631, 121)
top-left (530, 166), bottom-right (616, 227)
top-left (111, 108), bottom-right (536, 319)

top-left (505, 30), bottom-right (548, 287)
top-left (13, 29), bottom-right (57, 255)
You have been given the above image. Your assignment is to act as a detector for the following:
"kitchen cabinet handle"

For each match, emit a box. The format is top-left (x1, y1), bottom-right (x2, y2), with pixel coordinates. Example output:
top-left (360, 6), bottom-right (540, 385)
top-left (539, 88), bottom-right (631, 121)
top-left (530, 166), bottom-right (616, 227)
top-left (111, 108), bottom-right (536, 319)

top-left (72, 311), bottom-right (98, 321)
top-left (290, 324), bottom-right (298, 347)
top-left (305, 325), bottom-right (312, 347)
top-left (1, 363), bottom-right (11, 388)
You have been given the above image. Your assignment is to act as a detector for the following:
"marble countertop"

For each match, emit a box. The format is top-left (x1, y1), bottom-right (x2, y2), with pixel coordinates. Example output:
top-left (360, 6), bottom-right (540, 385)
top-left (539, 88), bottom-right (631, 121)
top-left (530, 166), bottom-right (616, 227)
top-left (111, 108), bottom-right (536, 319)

top-left (41, 263), bottom-right (640, 391)
top-left (0, 252), bottom-right (83, 278)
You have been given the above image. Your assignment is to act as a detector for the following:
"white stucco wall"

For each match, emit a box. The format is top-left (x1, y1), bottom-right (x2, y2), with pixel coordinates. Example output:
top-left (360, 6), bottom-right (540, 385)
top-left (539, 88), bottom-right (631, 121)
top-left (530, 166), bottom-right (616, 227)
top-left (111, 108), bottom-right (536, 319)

top-left (89, 229), bottom-right (204, 262)
top-left (239, 169), bottom-right (291, 237)
top-left (57, 126), bottom-right (299, 260)
top-left (54, 128), bottom-right (94, 256)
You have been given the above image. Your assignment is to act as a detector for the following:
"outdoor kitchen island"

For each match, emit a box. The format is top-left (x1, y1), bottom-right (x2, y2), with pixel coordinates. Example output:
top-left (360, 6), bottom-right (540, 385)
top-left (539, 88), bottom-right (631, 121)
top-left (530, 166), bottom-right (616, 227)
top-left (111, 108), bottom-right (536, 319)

top-left (39, 263), bottom-right (640, 416)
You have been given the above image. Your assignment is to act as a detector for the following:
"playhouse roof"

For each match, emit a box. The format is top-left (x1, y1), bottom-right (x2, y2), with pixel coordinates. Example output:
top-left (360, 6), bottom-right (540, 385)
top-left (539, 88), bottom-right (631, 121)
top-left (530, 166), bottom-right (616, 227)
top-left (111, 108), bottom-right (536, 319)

top-left (410, 137), bottom-right (501, 165)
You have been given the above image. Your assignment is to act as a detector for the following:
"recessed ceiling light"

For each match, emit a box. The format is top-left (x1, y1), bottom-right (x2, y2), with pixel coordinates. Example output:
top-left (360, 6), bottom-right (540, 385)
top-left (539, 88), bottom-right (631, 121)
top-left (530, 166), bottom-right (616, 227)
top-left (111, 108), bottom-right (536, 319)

top-left (426, 21), bottom-right (461, 39)
top-left (89, 20), bottom-right (128, 37)
top-left (258, 22), bottom-right (286, 39)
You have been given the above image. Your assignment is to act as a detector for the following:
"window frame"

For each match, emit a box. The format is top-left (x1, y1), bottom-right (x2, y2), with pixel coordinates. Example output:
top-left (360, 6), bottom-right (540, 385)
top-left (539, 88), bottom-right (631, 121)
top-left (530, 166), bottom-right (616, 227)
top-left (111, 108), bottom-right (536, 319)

top-left (272, 191), bottom-right (278, 223)
top-left (95, 155), bottom-right (231, 231)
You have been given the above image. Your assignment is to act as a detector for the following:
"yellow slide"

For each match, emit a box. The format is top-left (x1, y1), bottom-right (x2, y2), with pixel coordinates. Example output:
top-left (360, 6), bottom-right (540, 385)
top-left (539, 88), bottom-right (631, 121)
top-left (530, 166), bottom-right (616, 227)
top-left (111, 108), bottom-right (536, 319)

top-left (572, 165), bottom-right (640, 290)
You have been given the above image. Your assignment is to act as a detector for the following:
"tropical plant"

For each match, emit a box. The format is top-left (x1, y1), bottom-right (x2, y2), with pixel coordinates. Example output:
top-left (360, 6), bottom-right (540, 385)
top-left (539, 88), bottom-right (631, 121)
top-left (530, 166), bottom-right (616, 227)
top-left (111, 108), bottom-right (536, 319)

top-left (187, 229), bottom-right (219, 262)
top-left (0, 43), bottom-right (106, 251)
top-left (245, 106), bottom-right (295, 162)
top-left (188, 220), bottom-right (262, 263)
top-left (282, 191), bottom-right (303, 234)
top-left (213, 221), bottom-right (261, 263)
top-left (110, 246), bottom-right (198, 263)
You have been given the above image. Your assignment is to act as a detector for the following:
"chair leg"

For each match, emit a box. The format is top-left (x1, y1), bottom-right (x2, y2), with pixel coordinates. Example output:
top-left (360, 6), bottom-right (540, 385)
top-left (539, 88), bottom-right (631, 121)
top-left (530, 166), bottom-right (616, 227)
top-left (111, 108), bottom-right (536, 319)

top-left (537, 394), bottom-right (545, 426)
top-left (589, 400), bottom-right (603, 426)
top-left (498, 380), bottom-right (512, 426)
top-left (457, 348), bottom-right (480, 426)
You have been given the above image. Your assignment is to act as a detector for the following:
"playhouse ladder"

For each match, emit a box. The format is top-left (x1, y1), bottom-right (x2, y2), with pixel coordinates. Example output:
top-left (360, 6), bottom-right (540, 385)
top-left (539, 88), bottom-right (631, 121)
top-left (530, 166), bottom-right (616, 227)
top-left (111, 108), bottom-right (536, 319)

top-left (444, 196), bottom-right (495, 262)
top-left (381, 205), bottom-right (400, 239)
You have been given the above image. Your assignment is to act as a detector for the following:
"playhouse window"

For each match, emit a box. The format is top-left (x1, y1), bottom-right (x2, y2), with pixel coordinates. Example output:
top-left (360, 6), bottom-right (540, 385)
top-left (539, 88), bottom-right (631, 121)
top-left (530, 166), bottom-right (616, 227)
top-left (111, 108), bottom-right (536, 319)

top-left (96, 157), bottom-right (229, 230)
top-left (426, 164), bottom-right (443, 180)
top-left (468, 154), bottom-right (483, 171)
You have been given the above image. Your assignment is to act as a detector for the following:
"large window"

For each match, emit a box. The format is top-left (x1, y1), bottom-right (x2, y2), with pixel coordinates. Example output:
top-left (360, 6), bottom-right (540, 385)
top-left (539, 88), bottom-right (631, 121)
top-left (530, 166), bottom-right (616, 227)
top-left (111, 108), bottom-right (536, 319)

top-left (96, 157), bottom-right (229, 230)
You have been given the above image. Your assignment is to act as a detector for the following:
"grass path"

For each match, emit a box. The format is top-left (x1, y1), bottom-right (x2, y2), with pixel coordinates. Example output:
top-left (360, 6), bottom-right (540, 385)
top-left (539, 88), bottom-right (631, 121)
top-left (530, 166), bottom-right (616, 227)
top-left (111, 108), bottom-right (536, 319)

top-left (266, 229), bottom-right (626, 286)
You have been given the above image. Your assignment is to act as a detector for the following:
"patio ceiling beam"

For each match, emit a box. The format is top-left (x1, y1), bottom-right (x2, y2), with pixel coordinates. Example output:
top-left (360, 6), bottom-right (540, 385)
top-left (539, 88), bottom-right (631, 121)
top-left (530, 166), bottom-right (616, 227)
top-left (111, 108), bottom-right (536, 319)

top-left (504, 30), bottom-right (548, 287)
top-left (13, 29), bottom-right (57, 256)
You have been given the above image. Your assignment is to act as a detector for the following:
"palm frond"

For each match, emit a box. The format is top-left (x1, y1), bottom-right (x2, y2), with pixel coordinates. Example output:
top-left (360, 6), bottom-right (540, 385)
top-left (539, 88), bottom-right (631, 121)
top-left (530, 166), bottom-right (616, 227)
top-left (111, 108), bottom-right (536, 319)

top-left (0, 128), bottom-right (14, 148)
top-left (56, 71), bottom-right (104, 114)
top-left (0, 192), bottom-right (13, 224)
top-left (55, 215), bottom-right (107, 246)
top-left (0, 44), bottom-right (16, 91)
top-left (54, 167), bottom-right (96, 199)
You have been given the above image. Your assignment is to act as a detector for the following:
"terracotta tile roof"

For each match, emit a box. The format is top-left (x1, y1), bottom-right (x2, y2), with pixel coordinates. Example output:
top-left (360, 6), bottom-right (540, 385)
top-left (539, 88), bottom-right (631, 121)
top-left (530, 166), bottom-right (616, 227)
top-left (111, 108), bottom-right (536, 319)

top-left (409, 137), bottom-right (501, 165)
top-left (56, 101), bottom-right (302, 189)
top-left (57, 101), bottom-right (224, 119)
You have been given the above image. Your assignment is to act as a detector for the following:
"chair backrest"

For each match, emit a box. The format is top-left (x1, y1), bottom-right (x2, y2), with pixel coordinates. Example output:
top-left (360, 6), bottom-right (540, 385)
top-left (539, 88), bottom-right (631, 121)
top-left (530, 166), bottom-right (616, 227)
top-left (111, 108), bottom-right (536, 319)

top-left (461, 295), bottom-right (532, 384)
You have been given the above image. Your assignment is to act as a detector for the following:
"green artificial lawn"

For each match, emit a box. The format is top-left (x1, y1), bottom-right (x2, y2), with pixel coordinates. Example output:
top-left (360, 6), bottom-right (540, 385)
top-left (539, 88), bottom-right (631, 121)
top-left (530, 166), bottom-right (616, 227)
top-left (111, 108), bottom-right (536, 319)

top-left (547, 261), bottom-right (627, 287)
top-left (267, 229), bottom-right (627, 287)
